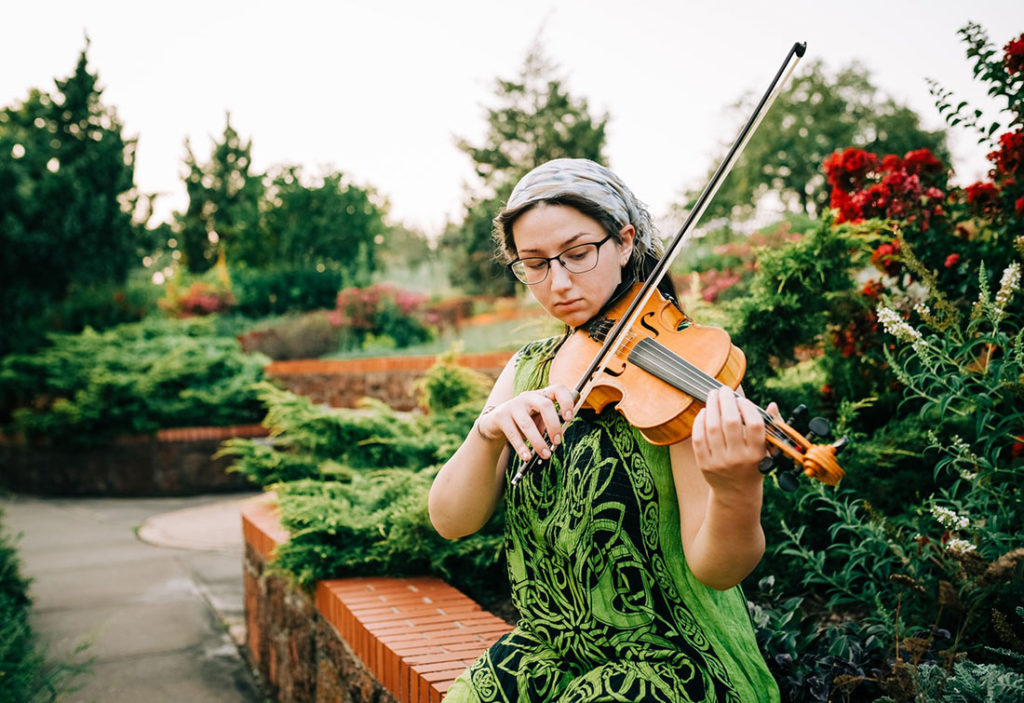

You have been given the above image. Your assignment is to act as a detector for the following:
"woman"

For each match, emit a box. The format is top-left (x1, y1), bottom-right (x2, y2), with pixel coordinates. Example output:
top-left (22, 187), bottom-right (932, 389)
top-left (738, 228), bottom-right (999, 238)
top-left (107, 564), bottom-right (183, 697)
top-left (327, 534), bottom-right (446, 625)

top-left (429, 158), bottom-right (781, 702)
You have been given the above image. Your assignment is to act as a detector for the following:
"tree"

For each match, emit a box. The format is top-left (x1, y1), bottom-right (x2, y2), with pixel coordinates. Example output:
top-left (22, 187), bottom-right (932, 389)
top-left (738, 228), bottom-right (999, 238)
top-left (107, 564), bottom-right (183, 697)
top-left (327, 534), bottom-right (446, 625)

top-left (0, 43), bottom-right (140, 354)
top-left (176, 113), bottom-right (263, 272)
top-left (260, 165), bottom-right (389, 284)
top-left (687, 60), bottom-right (949, 221)
top-left (440, 41), bottom-right (610, 295)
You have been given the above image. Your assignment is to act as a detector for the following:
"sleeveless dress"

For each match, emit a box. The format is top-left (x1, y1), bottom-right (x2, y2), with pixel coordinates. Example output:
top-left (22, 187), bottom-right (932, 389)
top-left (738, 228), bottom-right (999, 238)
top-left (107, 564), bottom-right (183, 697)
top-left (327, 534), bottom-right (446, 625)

top-left (444, 338), bottom-right (780, 703)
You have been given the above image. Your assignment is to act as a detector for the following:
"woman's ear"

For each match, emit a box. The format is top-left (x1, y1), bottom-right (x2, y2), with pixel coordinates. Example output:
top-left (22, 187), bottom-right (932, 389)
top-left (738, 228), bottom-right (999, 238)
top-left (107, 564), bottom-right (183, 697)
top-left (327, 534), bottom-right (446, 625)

top-left (618, 224), bottom-right (636, 267)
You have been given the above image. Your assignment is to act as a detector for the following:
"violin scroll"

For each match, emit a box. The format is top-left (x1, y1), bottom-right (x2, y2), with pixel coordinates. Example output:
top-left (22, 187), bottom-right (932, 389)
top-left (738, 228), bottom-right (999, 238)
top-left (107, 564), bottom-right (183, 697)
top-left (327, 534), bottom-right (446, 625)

top-left (758, 404), bottom-right (847, 491)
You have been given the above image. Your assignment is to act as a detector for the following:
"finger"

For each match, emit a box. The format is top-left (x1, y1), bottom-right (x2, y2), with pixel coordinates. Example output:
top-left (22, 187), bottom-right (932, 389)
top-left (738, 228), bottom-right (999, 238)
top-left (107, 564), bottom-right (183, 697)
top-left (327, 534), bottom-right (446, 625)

top-left (529, 391), bottom-right (565, 447)
top-left (737, 397), bottom-right (766, 447)
top-left (511, 405), bottom-right (552, 460)
top-left (766, 401), bottom-right (782, 423)
top-left (547, 385), bottom-right (578, 422)
top-left (692, 407), bottom-right (708, 457)
top-left (495, 414), bottom-right (533, 462)
top-left (715, 387), bottom-right (745, 450)
top-left (702, 389), bottom-right (726, 455)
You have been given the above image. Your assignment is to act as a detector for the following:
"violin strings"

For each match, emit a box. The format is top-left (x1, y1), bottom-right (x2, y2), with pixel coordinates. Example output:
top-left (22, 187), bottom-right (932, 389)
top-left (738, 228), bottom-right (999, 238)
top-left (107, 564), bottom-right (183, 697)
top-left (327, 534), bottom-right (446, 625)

top-left (591, 320), bottom-right (795, 450)
top-left (627, 338), bottom-right (795, 448)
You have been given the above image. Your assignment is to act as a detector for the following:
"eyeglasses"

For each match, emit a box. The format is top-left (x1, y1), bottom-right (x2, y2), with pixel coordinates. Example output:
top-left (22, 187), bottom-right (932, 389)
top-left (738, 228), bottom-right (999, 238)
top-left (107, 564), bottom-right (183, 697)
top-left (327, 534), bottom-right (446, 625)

top-left (507, 234), bottom-right (614, 285)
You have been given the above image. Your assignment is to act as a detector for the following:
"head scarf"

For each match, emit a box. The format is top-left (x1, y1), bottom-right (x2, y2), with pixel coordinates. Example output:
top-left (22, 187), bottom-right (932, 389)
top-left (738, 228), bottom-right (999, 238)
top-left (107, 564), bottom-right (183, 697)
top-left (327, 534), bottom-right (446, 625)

top-left (504, 158), bottom-right (661, 267)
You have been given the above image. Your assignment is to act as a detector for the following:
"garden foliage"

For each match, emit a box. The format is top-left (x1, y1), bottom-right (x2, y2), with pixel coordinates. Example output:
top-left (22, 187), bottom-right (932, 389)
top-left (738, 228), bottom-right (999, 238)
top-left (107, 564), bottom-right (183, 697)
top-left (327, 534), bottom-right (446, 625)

top-left (0, 318), bottom-right (268, 445)
top-left (723, 23), bottom-right (1024, 702)
top-left (221, 352), bottom-right (506, 605)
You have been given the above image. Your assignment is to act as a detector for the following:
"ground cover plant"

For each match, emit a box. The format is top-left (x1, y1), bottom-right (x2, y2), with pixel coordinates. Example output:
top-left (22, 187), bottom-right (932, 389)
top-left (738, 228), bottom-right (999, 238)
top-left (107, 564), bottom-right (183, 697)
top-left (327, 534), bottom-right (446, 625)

top-left (0, 317), bottom-right (268, 446)
top-left (220, 352), bottom-right (510, 611)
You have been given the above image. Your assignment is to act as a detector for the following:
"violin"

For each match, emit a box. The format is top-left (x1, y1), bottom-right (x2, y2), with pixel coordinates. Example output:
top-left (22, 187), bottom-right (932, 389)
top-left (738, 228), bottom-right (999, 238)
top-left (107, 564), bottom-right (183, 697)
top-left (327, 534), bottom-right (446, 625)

top-left (510, 41), bottom-right (846, 490)
top-left (547, 283), bottom-right (845, 489)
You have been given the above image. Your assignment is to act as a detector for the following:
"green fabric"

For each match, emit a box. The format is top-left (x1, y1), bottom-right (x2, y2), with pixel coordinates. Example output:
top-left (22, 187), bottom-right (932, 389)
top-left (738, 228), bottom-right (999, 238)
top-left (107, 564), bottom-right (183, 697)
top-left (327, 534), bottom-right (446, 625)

top-left (445, 338), bottom-right (780, 702)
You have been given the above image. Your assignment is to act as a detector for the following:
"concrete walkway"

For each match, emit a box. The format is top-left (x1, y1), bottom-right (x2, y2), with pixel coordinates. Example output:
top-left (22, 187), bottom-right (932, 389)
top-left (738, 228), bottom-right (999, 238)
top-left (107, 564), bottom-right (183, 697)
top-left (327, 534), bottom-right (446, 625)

top-left (1, 492), bottom-right (266, 703)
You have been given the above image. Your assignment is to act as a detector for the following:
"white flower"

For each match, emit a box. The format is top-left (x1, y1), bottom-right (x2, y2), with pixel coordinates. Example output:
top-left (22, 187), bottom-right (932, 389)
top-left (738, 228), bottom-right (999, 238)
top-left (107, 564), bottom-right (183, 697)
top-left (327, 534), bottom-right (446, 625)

top-left (877, 306), bottom-right (925, 345)
top-left (945, 538), bottom-right (976, 556)
top-left (931, 505), bottom-right (969, 531)
top-left (994, 262), bottom-right (1021, 317)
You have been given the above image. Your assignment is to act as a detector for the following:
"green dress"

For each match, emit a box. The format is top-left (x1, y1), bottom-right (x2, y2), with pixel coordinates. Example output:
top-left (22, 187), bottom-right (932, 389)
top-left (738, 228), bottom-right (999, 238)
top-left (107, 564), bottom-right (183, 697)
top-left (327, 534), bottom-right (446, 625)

top-left (445, 338), bottom-right (780, 703)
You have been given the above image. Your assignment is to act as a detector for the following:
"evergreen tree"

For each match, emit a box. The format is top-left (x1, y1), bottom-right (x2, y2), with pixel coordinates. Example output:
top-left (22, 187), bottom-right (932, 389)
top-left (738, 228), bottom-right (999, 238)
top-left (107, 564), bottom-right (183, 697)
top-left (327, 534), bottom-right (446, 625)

top-left (441, 41), bottom-right (609, 295)
top-left (0, 43), bottom-right (140, 354)
top-left (688, 59), bottom-right (949, 221)
top-left (176, 114), bottom-right (263, 271)
top-left (261, 165), bottom-right (388, 284)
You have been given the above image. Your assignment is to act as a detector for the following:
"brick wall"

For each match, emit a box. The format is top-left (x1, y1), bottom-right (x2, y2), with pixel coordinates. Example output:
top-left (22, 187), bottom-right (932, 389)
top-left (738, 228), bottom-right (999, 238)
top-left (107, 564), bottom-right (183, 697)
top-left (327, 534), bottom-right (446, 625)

top-left (264, 352), bottom-right (513, 411)
top-left (0, 425), bottom-right (265, 496)
top-left (242, 496), bottom-right (512, 702)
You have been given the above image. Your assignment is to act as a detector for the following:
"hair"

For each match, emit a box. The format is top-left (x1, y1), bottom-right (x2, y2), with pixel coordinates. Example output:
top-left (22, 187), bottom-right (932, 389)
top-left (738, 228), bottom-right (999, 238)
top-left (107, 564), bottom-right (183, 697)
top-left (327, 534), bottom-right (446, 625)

top-left (493, 193), bottom-right (679, 306)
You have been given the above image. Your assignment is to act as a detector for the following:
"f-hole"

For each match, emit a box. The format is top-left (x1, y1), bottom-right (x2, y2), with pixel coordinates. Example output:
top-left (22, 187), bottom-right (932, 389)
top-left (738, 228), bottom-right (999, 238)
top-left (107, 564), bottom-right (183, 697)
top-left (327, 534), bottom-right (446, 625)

top-left (640, 311), bottom-right (659, 337)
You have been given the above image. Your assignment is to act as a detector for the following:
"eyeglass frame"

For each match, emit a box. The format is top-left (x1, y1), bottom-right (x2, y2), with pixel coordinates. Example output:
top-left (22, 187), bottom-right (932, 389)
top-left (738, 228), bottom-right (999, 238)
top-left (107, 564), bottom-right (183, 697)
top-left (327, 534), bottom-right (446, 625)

top-left (506, 233), bottom-right (616, 285)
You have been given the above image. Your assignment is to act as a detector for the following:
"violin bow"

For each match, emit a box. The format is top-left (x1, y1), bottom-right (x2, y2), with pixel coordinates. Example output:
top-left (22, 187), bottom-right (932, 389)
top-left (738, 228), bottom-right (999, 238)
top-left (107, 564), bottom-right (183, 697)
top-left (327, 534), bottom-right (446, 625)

top-left (513, 41), bottom-right (808, 486)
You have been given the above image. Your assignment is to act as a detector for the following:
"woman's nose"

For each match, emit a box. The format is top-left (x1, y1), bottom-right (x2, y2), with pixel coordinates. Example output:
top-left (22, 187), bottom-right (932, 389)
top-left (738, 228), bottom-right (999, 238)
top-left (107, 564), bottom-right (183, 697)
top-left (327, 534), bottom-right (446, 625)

top-left (548, 259), bottom-right (573, 290)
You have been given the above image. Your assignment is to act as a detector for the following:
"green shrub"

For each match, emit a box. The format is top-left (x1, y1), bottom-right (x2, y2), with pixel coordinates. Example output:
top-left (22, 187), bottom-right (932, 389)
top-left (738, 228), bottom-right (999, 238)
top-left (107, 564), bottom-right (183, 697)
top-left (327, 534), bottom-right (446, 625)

top-left (231, 265), bottom-right (344, 317)
top-left (221, 352), bottom-right (506, 607)
top-left (0, 317), bottom-right (268, 445)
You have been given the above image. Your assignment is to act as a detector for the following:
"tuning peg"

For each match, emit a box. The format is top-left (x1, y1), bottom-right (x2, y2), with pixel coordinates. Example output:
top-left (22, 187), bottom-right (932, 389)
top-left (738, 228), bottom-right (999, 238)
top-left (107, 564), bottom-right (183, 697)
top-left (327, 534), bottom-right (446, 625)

top-left (786, 404), bottom-right (808, 427)
top-left (758, 455), bottom-right (779, 475)
top-left (832, 436), bottom-right (850, 453)
top-left (807, 416), bottom-right (831, 442)
top-left (777, 470), bottom-right (800, 492)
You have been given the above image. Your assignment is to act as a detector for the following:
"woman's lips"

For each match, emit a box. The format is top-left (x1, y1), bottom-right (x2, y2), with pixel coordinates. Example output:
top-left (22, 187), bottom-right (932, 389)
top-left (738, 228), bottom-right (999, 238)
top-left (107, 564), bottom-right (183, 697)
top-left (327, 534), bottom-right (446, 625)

top-left (553, 298), bottom-right (583, 311)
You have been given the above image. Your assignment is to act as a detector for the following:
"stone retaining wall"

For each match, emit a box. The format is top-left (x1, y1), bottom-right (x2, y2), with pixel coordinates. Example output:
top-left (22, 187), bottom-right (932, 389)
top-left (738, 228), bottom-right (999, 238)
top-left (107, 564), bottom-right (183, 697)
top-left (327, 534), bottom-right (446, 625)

top-left (242, 496), bottom-right (512, 702)
top-left (0, 424), bottom-right (265, 496)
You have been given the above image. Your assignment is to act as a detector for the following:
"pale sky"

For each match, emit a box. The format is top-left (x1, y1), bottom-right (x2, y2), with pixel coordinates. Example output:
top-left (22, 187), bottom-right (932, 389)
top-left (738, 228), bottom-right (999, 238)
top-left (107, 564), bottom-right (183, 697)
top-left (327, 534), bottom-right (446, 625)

top-left (3, 1), bottom-right (1023, 237)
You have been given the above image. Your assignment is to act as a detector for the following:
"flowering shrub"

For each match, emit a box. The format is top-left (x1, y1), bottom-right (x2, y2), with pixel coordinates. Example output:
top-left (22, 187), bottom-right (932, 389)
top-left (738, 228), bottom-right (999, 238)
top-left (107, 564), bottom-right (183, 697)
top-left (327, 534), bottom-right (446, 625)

top-left (159, 281), bottom-right (236, 317)
top-left (328, 283), bottom-right (435, 350)
top-left (725, 23), bottom-right (1024, 702)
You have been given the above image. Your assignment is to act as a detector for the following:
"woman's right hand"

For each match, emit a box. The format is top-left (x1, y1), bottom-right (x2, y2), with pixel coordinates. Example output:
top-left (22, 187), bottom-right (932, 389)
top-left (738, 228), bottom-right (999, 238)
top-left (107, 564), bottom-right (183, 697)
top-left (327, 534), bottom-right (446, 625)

top-left (475, 384), bottom-right (578, 463)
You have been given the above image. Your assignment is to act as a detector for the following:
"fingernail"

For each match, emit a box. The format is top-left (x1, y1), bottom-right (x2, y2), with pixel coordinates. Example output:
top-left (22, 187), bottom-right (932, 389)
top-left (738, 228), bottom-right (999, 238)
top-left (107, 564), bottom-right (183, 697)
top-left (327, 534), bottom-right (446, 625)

top-left (541, 448), bottom-right (551, 459)
top-left (552, 435), bottom-right (560, 446)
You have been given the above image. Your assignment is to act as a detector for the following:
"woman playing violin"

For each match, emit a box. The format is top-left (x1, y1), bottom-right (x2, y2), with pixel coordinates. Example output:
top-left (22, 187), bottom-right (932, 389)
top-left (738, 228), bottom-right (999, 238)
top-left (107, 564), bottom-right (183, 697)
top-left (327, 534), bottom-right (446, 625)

top-left (429, 158), bottom-right (781, 703)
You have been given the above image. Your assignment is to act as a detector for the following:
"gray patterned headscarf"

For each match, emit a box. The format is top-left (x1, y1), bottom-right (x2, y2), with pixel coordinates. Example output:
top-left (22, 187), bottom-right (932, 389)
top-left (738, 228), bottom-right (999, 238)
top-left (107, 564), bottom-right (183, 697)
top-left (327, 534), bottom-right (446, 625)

top-left (494, 158), bottom-right (663, 283)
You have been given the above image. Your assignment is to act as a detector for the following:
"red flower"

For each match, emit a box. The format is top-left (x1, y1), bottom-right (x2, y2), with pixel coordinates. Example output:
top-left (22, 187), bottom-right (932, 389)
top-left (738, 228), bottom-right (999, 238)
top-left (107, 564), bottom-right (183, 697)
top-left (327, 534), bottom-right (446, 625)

top-left (904, 149), bottom-right (944, 175)
top-left (1016, 196), bottom-right (1024, 217)
top-left (1005, 34), bottom-right (1024, 75)
top-left (988, 130), bottom-right (1024, 175)
top-left (965, 181), bottom-right (1000, 212)
top-left (944, 253), bottom-right (961, 268)
top-left (861, 280), bottom-right (884, 299)
top-left (871, 240), bottom-right (901, 276)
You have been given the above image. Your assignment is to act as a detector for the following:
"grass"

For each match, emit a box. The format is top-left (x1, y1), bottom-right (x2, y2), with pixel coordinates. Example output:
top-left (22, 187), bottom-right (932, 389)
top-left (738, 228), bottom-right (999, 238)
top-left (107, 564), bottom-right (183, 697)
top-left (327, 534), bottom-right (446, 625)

top-left (322, 312), bottom-right (561, 360)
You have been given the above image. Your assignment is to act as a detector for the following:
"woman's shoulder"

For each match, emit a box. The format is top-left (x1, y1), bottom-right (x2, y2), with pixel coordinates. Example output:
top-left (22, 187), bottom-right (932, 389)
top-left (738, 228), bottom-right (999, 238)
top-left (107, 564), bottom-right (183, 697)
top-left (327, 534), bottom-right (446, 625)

top-left (512, 335), bottom-right (562, 368)
top-left (510, 335), bottom-right (563, 392)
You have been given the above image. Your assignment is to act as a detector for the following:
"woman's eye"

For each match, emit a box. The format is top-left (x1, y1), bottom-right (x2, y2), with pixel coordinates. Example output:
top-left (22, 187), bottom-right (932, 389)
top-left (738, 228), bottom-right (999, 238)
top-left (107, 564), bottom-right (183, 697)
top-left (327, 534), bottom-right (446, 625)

top-left (525, 260), bottom-right (546, 270)
top-left (566, 250), bottom-right (588, 261)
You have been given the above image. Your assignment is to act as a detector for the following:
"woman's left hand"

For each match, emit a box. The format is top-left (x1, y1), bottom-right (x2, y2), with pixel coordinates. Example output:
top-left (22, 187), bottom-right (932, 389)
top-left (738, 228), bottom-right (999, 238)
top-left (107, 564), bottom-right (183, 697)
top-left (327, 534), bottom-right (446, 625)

top-left (691, 386), bottom-right (778, 495)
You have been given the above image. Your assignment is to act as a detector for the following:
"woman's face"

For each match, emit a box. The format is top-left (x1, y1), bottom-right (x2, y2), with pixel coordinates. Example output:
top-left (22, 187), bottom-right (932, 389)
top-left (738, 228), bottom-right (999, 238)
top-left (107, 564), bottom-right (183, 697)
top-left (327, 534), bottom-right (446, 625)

top-left (512, 203), bottom-right (634, 328)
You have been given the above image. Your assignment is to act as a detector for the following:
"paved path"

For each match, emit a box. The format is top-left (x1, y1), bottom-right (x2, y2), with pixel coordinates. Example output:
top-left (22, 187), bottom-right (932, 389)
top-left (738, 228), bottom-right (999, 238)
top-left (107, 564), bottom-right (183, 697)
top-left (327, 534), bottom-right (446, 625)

top-left (1, 492), bottom-right (266, 702)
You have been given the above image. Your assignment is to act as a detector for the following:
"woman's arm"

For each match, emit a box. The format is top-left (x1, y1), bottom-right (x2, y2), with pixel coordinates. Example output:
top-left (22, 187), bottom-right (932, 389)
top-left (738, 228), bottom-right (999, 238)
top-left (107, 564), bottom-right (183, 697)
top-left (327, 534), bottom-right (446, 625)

top-left (670, 386), bottom-right (774, 590)
top-left (427, 356), bottom-right (576, 540)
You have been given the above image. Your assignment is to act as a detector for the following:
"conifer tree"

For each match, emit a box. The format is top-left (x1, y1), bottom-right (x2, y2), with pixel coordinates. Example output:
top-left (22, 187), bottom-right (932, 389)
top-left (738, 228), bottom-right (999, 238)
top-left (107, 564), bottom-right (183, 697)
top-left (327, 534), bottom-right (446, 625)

top-left (0, 43), bottom-right (139, 354)
top-left (441, 41), bottom-right (609, 295)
